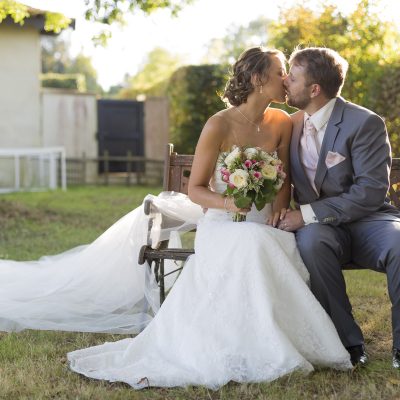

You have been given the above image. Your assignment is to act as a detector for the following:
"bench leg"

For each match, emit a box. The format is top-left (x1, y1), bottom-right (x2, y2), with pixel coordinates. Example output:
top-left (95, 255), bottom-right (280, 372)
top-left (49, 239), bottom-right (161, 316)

top-left (159, 260), bottom-right (165, 305)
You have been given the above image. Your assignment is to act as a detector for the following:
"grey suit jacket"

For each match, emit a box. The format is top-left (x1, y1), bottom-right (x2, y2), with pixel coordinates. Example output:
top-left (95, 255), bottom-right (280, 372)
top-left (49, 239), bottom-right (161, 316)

top-left (290, 97), bottom-right (400, 225)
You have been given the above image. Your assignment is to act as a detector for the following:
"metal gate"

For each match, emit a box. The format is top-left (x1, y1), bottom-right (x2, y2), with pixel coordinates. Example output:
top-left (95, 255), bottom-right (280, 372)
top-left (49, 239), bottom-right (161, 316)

top-left (97, 99), bottom-right (144, 172)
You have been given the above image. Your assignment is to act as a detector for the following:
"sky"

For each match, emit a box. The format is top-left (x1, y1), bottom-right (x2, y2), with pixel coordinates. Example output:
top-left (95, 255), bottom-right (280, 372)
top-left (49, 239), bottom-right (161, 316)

top-left (22, 0), bottom-right (400, 90)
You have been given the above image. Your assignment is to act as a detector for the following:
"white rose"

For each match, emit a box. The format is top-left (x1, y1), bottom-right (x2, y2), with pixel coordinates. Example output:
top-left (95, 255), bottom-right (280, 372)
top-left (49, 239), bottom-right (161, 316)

top-left (261, 164), bottom-right (277, 180)
top-left (224, 147), bottom-right (241, 168)
top-left (260, 153), bottom-right (275, 164)
top-left (271, 158), bottom-right (282, 166)
top-left (244, 147), bottom-right (258, 159)
top-left (229, 169), bottom-right (249, 189)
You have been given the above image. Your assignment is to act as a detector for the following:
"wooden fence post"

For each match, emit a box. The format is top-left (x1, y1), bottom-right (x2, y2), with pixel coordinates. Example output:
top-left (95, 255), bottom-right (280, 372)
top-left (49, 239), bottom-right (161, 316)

top-left (104, 150), bottom-right (109, 186)
top-left (81, 152), bottom-right (87, 184)
top-left (126, 150), bottom-right (132, 186)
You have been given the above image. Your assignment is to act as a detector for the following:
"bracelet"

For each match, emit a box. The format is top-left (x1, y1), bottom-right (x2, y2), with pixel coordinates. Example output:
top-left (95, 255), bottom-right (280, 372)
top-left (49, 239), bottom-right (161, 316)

top-left (224, 197), bottom-right (229, 211)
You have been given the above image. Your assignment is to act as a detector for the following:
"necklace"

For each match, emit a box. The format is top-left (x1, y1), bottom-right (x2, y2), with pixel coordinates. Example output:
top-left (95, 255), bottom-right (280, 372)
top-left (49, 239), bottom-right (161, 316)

top-left (235, 107), bottom-right (261, 133)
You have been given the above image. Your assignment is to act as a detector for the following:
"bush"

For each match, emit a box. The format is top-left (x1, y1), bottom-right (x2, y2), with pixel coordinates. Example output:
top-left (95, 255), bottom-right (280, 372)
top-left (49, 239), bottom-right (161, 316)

top-left (368, 63), bottom-right (400, 158)
top-left (40, 73), bottom-right (86, 92)
top-left (167, 64), bottom-right (228, 154)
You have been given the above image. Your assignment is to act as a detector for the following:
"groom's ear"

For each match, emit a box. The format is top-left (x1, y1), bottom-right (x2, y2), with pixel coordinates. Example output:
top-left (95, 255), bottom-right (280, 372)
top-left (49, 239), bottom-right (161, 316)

top-left (309, 83), bottom-right (322, 98)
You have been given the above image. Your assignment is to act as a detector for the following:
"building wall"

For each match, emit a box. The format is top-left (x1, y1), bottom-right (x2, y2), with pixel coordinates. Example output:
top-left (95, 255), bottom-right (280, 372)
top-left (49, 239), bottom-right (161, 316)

top-left (41, 90), bottom-right (97, 182)
top-left (41, 89), bottom-right (97, 158)
top-left (0, 24), bottom-right (41, 147)
top-left (144, 97), bottom-right (169, 160)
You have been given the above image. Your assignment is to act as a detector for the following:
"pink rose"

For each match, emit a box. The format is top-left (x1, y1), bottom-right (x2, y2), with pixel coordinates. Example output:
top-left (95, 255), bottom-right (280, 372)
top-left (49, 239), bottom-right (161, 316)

top-left (222, 174), bottom-right (229, 182)
top-left (228, 182), bottom-right (235, 189)
top-left (276, 164), bottom-right (283, 172)
top-left (251, 159), bottom-right (257, 164)
top-left (244, 160), bottom-right (252, 169)
top-left (253, 171), bottom-right (262, 179)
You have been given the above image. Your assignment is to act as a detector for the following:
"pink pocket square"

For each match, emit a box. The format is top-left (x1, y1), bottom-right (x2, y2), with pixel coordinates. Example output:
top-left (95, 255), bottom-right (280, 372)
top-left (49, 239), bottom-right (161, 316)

top-left (325, 151), bottom-right (346, 169)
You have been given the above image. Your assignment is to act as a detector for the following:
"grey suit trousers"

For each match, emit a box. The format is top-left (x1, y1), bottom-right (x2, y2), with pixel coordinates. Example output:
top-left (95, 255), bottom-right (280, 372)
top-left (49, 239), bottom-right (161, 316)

top-left (296, 218), bottom-right (400, 348)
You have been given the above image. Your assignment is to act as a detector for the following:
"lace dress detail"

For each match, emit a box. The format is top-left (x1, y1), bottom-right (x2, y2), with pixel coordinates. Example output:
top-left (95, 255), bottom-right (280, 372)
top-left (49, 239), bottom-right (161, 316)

top-left (68, 154), bottom-right (352, 389)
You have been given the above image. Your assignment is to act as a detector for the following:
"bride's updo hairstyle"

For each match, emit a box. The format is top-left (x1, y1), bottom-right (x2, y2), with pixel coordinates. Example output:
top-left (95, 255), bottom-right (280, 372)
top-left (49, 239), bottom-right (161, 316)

top-left (223, 47), bottom-right (284, 106)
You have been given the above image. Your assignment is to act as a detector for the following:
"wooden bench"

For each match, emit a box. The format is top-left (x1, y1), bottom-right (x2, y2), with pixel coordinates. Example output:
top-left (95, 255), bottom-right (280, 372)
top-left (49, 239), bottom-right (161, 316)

top-left (139, 143), bottom-right (400, 304)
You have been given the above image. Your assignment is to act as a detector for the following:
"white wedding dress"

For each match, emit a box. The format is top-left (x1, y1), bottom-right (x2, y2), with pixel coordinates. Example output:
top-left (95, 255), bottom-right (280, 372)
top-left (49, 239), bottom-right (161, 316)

top-left (0, 192), bottom-right (201, 333)
top-left (67, 158), bottom-right (352, 389)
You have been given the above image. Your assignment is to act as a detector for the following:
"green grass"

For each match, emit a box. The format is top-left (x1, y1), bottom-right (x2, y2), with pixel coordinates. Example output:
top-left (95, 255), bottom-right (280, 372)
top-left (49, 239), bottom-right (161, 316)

top-left (0, 186), bottom-right (399, 399)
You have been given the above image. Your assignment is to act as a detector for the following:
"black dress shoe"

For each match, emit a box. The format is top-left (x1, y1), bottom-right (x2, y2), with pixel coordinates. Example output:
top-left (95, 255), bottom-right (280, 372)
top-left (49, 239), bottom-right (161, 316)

top-left (346, 345), bottom-right (368, 366)
top-left (393, 348), bottom-right (400, 369)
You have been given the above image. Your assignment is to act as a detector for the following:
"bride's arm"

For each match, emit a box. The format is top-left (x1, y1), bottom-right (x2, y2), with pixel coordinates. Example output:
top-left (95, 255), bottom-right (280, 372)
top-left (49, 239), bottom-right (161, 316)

top-left (268, 113), bottom-right (292, 226)
top-left (188, 115), bottom-right (244, 213)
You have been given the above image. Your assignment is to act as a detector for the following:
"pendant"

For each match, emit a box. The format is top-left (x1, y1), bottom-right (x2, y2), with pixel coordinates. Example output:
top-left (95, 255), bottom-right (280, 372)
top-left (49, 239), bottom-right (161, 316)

top-left (257, 126), bottom-right (260, 133)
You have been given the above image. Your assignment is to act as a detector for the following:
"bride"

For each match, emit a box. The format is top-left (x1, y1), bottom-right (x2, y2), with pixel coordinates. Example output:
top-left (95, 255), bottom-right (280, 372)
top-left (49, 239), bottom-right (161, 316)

top-left (1, 47), bottom-right (352, 389)
top-left (67, 47), bottom-right (352, 388)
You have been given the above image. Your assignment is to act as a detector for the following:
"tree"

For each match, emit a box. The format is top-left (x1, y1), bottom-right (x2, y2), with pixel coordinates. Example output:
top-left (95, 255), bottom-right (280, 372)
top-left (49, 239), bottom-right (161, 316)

top-left (41, 36), bottom-right (102, 93)
top-left (118, 47), bottom-right (182, 98)
top-left (268, 0), bottom-right (400, 155)
top-left (203, 16), bottom-right (272, 65)
top-left (41, 36), bottom-right (71, 74)
top-left (67, 54), bottom-right (103, 93)
top-left (1, 0), bottom-right (194, 38)
top-left (0, 0), bottom-right (71, 33)
top-left (167, 64), bottom-right (227, 154)
top-left (83, 0), bottom-right (195, 25)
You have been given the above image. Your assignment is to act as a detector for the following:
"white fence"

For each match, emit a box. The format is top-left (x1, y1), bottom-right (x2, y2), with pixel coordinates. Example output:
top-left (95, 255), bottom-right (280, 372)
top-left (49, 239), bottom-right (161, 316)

top-left (0, 147), bottom-right (66, 193)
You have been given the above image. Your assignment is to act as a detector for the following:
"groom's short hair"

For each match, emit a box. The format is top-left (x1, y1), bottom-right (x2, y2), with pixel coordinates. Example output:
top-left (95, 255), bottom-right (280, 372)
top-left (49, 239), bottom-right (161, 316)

top-left (289, 47), bottom-right (348, 98)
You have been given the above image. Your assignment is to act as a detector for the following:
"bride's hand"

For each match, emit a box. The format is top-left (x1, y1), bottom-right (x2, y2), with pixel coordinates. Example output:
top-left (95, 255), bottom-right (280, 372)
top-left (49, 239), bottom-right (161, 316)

top-left (266, 208), bottom-right (289, 227)
top-left (224, 197), bottom-right (250, 214)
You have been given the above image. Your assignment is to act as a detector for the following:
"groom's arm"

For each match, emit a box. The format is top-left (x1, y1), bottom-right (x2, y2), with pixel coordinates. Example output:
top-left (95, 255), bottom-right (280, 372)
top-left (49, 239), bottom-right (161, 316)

top-left (310, 113), bottom-right (391, 225)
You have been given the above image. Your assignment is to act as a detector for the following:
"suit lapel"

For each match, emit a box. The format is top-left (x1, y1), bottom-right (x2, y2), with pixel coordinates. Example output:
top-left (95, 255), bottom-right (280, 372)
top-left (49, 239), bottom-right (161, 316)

top-left (291, 111), bottom-right (304, 171)
top-left (314, 97), bottom-right (345, 193)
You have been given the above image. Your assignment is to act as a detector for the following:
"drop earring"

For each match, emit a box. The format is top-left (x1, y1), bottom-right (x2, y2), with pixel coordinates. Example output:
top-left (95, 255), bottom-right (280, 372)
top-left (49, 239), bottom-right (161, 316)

top-left (259, 85), bottom-right (263, 94)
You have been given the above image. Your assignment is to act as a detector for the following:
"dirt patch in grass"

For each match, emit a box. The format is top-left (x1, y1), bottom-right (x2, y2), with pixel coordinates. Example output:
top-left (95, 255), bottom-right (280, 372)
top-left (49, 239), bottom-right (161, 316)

top-left (0, 199), bottom-right (61, 224)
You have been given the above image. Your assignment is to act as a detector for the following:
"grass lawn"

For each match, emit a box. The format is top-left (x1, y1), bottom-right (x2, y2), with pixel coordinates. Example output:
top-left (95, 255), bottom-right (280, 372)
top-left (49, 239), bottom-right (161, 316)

top-left (0, 186), bottom-right (399, 399)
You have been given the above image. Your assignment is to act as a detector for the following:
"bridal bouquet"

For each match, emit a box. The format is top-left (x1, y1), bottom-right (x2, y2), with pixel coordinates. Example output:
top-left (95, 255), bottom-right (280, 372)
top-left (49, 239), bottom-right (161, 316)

top-left (219, 145), bottom-right (286, 222)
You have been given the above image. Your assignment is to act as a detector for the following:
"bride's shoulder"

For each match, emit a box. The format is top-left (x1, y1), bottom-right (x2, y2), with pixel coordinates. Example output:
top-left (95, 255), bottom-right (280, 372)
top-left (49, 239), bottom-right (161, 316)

top-left (267, 107), bottom-right (291, 122)
top-left (266, 108), bottom-right (292, 131)
top-left (201, 110), bottom-right (231, 138)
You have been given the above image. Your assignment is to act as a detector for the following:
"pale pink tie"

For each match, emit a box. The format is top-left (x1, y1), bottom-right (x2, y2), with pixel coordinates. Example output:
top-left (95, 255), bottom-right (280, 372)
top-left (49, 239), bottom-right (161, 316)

top-left (300, 118), bottom-right (319, 192)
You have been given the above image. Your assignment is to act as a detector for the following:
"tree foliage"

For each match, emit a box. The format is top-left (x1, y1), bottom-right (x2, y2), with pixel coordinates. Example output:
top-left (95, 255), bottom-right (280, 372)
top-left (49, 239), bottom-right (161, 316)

top-left (0, 0), bottom-right (29, 24)
top-left (0, 0), bottom-right (71, 33)
top-left (41, 36), bottom-right (102, 93)
top-left (268, 0), bottom-right (400, 155)
top-left (203, 16), bottom-right (272, 65)
top-left (118, 47), bottom-right (182, 99)
top-left (167, 64), bottom-right (227, 154)
top-left (1, 0), bottom-right (194, 39)
top-left (84, 0), bottom-right (194, 24)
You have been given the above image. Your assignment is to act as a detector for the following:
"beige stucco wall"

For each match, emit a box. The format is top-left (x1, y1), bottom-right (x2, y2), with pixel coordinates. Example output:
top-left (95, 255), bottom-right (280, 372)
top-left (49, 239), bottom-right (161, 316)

top-left (144, 97), bottom-right (169, 160)
top-left (0, 24), bottom-right (41, 147)
top-left (41, 89), bottom-right (97, 182)
top-left (41, 89), bottom-right (97, 158)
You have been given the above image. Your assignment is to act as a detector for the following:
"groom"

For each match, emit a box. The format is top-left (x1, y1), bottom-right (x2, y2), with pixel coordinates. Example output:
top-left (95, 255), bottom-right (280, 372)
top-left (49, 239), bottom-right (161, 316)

top-left (280, 46), bottom-right (400, 368)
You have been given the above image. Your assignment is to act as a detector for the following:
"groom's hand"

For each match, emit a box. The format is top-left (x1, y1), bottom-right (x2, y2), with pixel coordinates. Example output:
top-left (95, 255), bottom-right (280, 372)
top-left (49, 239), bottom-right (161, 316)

top-left (278, 210), bottom-right (305, 232)
top-left (266, 208), bottom-right (288, 227)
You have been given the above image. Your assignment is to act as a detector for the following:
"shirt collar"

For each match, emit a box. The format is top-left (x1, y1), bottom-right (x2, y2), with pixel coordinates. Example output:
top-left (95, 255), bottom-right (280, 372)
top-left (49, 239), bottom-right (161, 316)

top-left (304, 97), bottom-right (337, 131)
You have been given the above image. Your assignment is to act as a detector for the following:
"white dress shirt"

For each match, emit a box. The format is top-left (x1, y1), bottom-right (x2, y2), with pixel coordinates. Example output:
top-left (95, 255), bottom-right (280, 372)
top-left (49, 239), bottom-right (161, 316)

top-left (300, 98), bottom-right (337, 224)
